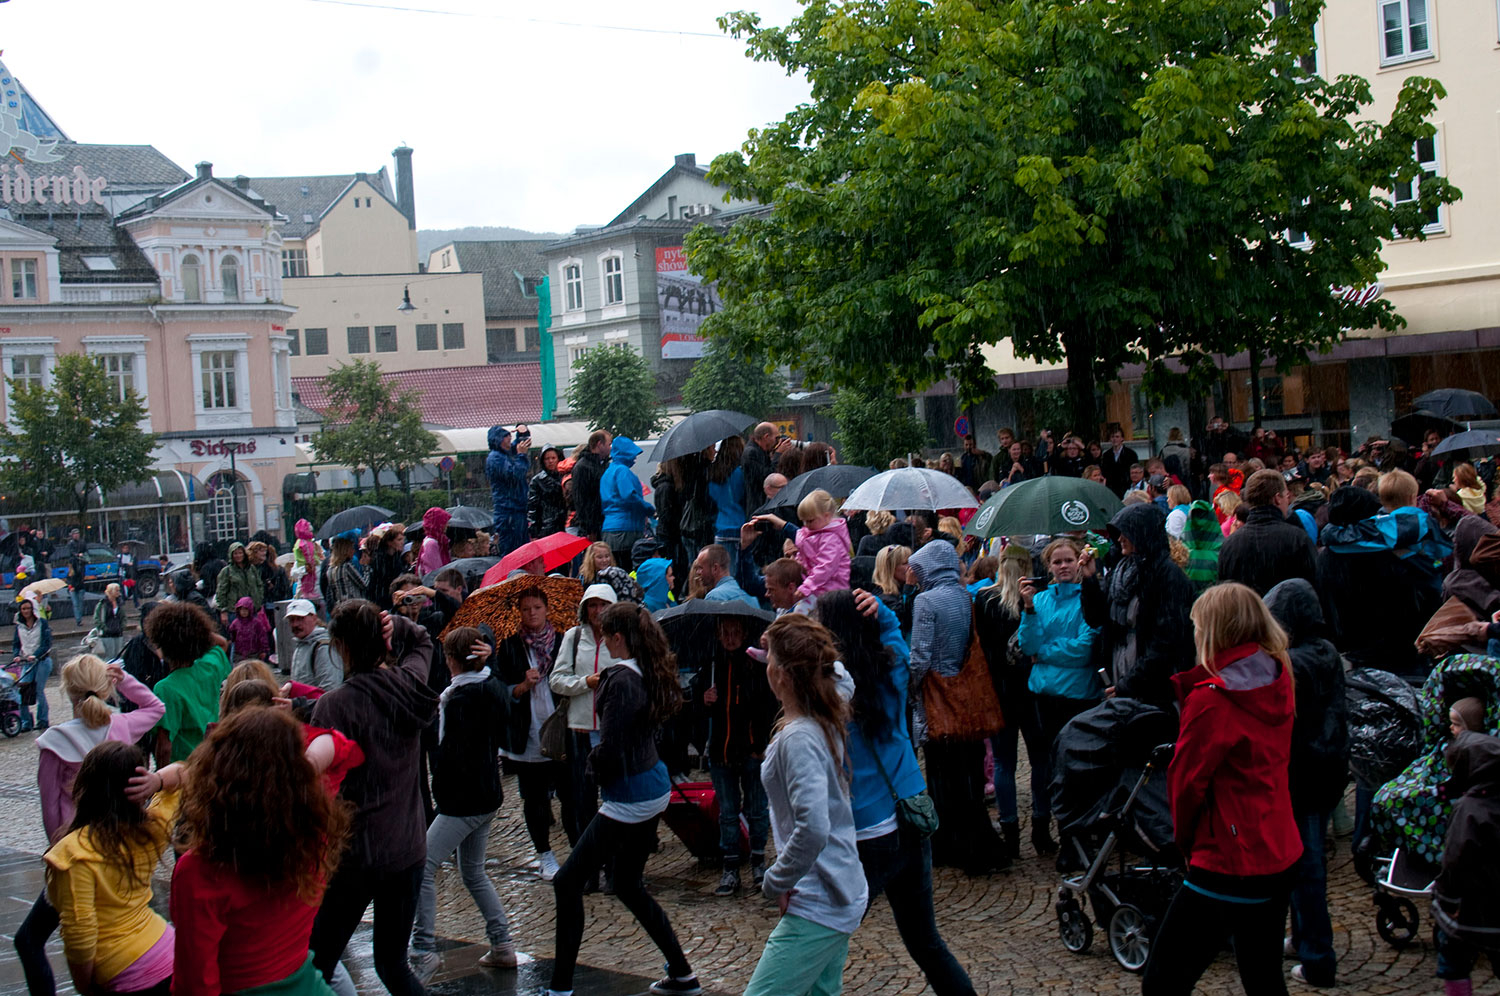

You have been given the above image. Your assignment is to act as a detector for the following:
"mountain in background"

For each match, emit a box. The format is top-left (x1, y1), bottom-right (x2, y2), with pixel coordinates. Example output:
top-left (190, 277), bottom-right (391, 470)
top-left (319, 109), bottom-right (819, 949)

top-left (418, 226), bottom-right (562, 260)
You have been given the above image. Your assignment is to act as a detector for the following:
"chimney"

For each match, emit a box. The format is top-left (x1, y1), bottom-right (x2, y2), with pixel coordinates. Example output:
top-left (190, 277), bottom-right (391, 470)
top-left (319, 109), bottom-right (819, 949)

top-left (674, 153), bottom-right (696, 169)
top-left (196, 162), bottom-right (213, 180)
top-left (392, 146), bottom-right (416, 230)
top-left (233, 175), bottom-right (250, 190)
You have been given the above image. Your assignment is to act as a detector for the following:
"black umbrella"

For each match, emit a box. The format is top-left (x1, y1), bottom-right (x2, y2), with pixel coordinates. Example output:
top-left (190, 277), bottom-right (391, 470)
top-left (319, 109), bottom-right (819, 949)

top-left (754, 464), bottom-right (878, 516)
top-left (652, 409), bottom-right (757, 464)
top-left (1413, 389), bottom-right (1498, 421)
top-left (314, 504), bottom-right (395, 541)
top-left (445, 506), bottom-right (492, 529)
top-left (1430, 430), bottom-right (1500, 461)
top-left (422, 556), bottom-right (500, 591)
top-left (1390, 410), bottom-right (1464, 448)
top-left (656, 598), bottom-right (775, 673)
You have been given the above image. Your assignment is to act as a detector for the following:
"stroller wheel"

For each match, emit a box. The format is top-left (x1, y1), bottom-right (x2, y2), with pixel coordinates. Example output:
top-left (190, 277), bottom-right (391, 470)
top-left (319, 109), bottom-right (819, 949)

top-left (1375, 896), bottom-right (1419, 948)
top-left (1058, 899), bottom-right (1094, 954)
top-left (1108, 904), bottom-right (1153, 973)
top-left (0, 711), bottom-right (19, 738)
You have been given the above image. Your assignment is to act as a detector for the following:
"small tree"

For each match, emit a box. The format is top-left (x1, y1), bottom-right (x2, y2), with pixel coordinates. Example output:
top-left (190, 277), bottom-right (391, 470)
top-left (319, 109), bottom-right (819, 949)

top-left (830, 387), bottom-right (929, 469)
top-left (681, 341), bottom-right (788, 418)
top-left (566, 346), bottom-right (669, 440)
top-left (312, 360), bottom-right (436, 493)
top-left (0, 353), bottom-right (158, 524)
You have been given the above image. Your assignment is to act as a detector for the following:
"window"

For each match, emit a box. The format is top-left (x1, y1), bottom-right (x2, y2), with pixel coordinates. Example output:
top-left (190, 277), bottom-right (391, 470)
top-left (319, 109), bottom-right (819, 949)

top-left (287, 329), bottom-right (300, 356)
top-left (200, 351), bottom-right (237, 409)
top-left (1394, 135), bottom-right (1443, 232)
top-left (304, 328), bottom-right (328, 355)
top-left (281, 248), bottom-right (307, 278)
top-left (81, 256), bottom-right (116, 271)
top-left (440, 250), bottom-right (451, 268)
top-left (522, 276), bottom-right (542, 297)
top-left (10, 258), bottom-right (37, 300)
top-left (524, 326), bottom-right (541, 352)
top-left (487, 327), bottom-right (517, 363)
top-left (347, 326), bottom-right (370, 353)
top-left (563, 262), bottom-right (583, 311)
top-left (442, 322), bottom-right (465, 350)
top-left (220, 256), bottom-right (240, 302)
top-left (375, 325), bottom-right (397, 353)
top-left (10, 354), bottom-right (43, 392)
top-left (97, 354), bottom-right (135, 401)
top-left (1380, 0), bottom-right (1431, 63)
top-left (568, 344), bottom-right (589, 381)
top-left (181, 254), bottom-right (202, 302)
top-left (602, 254), bottom-right (624, 306)
top-left (416, 324), bottom-right (438, 351)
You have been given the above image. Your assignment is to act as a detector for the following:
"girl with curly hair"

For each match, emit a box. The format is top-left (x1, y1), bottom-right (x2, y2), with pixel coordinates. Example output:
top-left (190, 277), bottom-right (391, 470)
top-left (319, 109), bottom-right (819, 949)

top-left (144, 602), bottom-right (232, 767)
top-left (547, 603), bottom-right (698, 996)
top-left (44, 740), bottom-right (186, 996)
top-left (171, 707), bottom-right (351, 996)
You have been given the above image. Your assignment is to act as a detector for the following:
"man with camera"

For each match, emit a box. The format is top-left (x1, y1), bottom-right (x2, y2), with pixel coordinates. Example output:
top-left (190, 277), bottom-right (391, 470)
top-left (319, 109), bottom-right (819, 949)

top-left (486, 424), bottom-right (532, 557)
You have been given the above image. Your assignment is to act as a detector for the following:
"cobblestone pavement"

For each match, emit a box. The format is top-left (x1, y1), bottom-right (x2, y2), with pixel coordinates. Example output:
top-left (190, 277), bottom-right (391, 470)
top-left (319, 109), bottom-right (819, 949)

top-left (1, 660), bottom-right (1497, 994)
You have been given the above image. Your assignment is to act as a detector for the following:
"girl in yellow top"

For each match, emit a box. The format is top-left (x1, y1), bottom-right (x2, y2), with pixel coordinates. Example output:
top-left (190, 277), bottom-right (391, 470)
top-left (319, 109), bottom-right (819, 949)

top-left (44, 740), bottom-right (186, 996)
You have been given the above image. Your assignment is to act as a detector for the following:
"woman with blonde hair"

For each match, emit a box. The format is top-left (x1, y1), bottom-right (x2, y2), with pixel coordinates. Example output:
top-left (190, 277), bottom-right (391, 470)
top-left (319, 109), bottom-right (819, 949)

top-left (1164, 485), bottom-right (1194, 539)
top-left (1142, 582), bottom-right (1300, 994)
top-left (855, 510), bottom-right (896, 557)
top-left (15, 655), bottom-right (164, 996)
top-left (872, 546), bottom-right (911, 599)
top-left (1215, 489), bottom-right (1243, 537)
top-left (326, 533), bottom-right (366, 612)
top-left (579, 541), bottom-right (615, 583)
top-left (94, 583), bottom-right (128, 660)
top-left (1453, 462), bottom-right (1487, 516)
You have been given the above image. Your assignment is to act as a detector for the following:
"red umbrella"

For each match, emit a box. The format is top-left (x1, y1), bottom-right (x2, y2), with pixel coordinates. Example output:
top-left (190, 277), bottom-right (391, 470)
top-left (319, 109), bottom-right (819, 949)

top-left (482, 532), bottom-right (592, 587)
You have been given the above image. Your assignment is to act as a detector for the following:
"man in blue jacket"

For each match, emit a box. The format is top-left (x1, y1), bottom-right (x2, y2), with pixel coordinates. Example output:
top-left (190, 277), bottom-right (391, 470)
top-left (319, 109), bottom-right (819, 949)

top-left (600, 436), bottom-right (654, 566)
top-left (485, 425), bottom-right (531, 556)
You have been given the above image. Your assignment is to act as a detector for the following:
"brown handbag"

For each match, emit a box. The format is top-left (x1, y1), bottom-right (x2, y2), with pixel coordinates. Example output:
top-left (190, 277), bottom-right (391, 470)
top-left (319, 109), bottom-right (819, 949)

top-left (922, 624), bottom-right (1005, 742)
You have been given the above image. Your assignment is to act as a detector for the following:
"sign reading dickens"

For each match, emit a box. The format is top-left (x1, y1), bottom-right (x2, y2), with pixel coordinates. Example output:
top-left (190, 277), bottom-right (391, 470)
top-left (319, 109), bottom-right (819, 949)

top-left (657, 247), bottom-right (720, 359)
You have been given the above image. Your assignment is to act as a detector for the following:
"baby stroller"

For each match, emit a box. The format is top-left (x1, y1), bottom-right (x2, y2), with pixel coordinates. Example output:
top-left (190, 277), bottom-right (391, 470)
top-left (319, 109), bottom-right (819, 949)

top-left (1051, 697), bottom-right (1181, 972)
top-left (1365, 654), bottom-right (1500, 947)
top-left (0, 663), bottom-right (24, 738)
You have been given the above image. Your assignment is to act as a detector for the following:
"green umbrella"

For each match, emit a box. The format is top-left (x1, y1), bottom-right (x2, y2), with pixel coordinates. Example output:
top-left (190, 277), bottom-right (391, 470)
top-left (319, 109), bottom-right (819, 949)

top-left (964, 477), bottom-right (1123, 538)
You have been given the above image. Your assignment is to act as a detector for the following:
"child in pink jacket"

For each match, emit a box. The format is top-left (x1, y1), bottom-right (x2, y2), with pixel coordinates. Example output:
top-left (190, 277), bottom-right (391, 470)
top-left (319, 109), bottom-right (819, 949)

top-left (794, 489), bottom-right (853, 600)
top-left (228, 596), bottom-right (273, 661)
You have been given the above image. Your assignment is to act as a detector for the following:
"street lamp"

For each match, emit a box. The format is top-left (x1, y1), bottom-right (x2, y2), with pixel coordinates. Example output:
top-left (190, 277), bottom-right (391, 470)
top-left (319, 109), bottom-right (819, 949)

top-left (397, 285), bottom-right (415, 313)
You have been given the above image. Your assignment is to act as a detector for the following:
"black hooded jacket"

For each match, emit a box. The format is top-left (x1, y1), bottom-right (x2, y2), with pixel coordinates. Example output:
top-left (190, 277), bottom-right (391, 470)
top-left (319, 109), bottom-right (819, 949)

top-left (1436, 732), bottom-right (1500, 937)
top-left (571, 449), bottom-right (608, 538)
top-left (1266, 578), bottom-right (1349, 815)
top-left (1082, 503), bottom-right (1195, 710)
top-left (1217, 503), bottom-right (1318, 596)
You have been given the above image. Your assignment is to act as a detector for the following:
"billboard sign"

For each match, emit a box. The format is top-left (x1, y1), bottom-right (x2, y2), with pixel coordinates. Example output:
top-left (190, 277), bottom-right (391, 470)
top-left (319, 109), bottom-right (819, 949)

top-left (657, 247), bottom-right (720, 359)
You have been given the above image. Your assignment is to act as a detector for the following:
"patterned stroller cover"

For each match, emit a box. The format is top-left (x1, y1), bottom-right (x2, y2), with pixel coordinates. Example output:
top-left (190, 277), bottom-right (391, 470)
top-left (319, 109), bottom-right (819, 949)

top-left (1370, 654), bottom-right (1500, 867)
top-left (0, 664), bottom-right (19, 707)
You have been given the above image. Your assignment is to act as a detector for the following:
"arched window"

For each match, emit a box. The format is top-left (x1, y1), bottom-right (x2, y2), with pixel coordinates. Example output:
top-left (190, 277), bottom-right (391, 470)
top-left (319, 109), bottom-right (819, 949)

top-left (205, 470), bottom-right (249, 541)
top-left (181, 254), bottom-right (202, 303)
top-left (220, 256), bottom-right (240, 302)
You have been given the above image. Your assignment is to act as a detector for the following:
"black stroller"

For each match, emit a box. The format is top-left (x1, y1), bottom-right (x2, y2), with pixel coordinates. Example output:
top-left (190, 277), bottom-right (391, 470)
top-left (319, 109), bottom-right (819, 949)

top-left (1051, 698), bottom-right (1181, 973)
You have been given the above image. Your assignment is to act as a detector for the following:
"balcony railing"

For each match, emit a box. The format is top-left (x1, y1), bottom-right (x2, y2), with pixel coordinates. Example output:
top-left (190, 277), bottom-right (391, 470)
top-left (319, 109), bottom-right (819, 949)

top-left (58, 284), bottom-right (158, 304)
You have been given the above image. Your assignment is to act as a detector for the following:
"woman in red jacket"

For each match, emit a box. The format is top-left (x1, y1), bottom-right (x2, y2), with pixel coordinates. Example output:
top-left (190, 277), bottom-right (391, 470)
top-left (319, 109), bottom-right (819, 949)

top-left (1141, 582), bottom-right (1303, 996)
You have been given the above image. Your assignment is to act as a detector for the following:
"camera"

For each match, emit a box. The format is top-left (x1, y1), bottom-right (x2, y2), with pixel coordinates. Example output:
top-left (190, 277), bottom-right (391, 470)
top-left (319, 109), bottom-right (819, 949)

top-left (401, 593), bottom-right (424, 607)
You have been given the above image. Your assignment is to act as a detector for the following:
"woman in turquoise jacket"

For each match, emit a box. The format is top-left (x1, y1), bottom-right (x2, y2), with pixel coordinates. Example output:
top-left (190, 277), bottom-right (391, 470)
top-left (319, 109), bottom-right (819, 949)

top-left (1017, 537), bottom-right (1102, 780)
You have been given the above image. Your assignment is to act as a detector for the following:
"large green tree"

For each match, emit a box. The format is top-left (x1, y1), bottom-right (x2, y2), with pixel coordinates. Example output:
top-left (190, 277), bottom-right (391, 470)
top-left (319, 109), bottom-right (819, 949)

top-left (680, 340), bottom-right (788, 417)
top-left (686, 0), bottom-right (1459, 435)
top-left (830, 387), bottom-right (928, 468)
top-left (566, 346), bottom-right (670, 440)
top-left (312, 359), bottom-right (436, 492)
top-left (0, 353), bottom-right (158, 523)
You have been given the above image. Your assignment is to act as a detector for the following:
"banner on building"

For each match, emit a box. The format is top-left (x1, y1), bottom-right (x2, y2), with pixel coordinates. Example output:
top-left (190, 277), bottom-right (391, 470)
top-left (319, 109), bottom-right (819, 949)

top-left (656, 247), bottom-right (720, 359)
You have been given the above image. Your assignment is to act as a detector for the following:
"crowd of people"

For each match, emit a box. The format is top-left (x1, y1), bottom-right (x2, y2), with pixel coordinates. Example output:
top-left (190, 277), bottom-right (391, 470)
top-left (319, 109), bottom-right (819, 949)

top-left (8, 410), bottom-right (1500, 996)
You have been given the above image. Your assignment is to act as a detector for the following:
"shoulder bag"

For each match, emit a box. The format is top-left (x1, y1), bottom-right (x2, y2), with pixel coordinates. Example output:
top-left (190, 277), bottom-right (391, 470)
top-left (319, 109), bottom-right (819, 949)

top-left (539, 629), bottom-right (580, 762)
top-left (861, 728), bottom-right (938, 838)
top-left (922, 623), bottom-right (1005, 742)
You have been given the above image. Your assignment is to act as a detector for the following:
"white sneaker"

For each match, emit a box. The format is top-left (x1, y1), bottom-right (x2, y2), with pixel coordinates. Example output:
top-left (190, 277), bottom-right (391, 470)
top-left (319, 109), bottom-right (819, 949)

top-left (539, 851), bottom-right (561, 881)
top-left (410, 950), bottom-right (441, 984)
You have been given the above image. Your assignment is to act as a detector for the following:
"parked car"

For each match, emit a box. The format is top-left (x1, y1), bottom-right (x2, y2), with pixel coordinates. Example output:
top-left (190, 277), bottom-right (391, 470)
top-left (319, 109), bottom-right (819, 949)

top-left (1, 543), bottom-right (164, 599)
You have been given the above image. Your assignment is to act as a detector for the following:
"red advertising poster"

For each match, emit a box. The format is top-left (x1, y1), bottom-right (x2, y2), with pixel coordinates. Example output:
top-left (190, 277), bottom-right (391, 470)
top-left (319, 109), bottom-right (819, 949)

top-left (656, 247), bottom-right (720, 358)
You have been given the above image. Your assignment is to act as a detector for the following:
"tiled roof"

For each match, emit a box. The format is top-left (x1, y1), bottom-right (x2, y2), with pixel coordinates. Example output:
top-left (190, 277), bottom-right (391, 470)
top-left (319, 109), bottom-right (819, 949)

top-left (245, 170), bottom-right (394, 240)
top-left (9, 211), bottom-right (157, 283)
top-left (606, 160), bottom-right (711, 228)
top-left (43, 143), bottom-right (190, 189)
top-left (292, 362), bottom-right (541, 430)
top-left (447, 240), bottom-right (548, 319)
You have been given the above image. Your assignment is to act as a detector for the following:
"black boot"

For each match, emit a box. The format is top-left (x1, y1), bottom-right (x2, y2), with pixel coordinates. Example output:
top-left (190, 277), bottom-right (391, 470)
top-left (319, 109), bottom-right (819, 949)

top-left (1032, 820), bottom-right (1058, 856)
top-left (1000, 821), bottom-right (1021, 862)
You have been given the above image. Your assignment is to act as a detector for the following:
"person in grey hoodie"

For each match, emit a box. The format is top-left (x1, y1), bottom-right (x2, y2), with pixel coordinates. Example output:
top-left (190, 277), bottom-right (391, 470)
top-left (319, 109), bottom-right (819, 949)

top-left (907, 539), bottom-right (1003, 874)
top-left (745, 613), bottom-right (868, 996)
top-left (285, 598), bottom-right (343, 690)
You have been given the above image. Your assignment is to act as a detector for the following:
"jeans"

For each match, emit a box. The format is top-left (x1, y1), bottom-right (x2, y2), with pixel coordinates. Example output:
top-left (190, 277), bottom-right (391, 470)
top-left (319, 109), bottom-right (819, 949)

top-left (14, 890), bottom-right (57, 996)
top-left (310, 860), bottom-right (426, 996)
top-left (1289, 809), bottom-right (1336, 985)
top-left (991, 688), bottom-right (1049, 824)
top-left (743, 914), bottom-right (850, 996)
top-left (550, 813), bottom-right (691, 992)
top-left (99, 636), bottom-right (125, 661)
top-left (859, 825), bottom-right (977, 996)
top-left (20, 656), bottom-right (50, 728)
top-left (709, 757), bottom-right (769, 865)
top-left (1142, 881), bottom-right (1290, 996)
top-left (1436, 925), bottom-right (1484, 981)
top-left (70, 588), bottom-right (84, 626)
top-left (412, 811), bottom-right (510, 953)
top-left (601, 530), bottom-right (643, 570)
top-left (507, 758), bottom-right (566, 852)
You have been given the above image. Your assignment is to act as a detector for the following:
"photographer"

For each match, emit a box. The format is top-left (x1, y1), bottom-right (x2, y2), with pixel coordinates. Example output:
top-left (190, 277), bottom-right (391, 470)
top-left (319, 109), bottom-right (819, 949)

top-left (486, 424), bottom-right (532, 557)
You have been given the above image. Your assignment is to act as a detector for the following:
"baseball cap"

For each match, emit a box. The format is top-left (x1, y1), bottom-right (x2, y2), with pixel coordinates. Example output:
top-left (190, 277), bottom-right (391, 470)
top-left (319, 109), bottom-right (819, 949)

top-left (284, 598), bottom-right (317, 618)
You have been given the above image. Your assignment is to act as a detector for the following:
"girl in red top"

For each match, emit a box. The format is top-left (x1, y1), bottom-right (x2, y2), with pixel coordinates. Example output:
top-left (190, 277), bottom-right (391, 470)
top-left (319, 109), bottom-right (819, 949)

top-left (1141, 582), bottom-right (1302, 996)
top-left (170, 707), bottom-right (350, 996)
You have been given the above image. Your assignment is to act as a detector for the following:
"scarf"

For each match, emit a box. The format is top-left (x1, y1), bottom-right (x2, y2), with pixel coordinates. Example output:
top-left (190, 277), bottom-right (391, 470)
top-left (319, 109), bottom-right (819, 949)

top-left (524, 623), bottom-right (557, 678)
top-left (1107, 555), bottom-right (1142, 628)
top-left (437, 666), bottom-right (491, 742)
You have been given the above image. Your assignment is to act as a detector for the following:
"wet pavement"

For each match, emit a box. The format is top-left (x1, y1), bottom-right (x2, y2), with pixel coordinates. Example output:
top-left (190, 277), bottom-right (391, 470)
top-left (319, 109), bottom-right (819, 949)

top-left (1, 638), bottom-right (1498, 994)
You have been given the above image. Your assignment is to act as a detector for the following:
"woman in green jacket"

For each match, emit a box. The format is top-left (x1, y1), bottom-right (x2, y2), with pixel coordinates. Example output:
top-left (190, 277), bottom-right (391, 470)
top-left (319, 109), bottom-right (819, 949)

top-left (213, 542), bottom-right (264, 626)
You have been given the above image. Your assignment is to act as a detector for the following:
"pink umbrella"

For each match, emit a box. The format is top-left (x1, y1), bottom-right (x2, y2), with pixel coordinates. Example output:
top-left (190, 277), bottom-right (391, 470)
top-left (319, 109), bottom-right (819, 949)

top-left (482, 533), bottom-right (592, 587)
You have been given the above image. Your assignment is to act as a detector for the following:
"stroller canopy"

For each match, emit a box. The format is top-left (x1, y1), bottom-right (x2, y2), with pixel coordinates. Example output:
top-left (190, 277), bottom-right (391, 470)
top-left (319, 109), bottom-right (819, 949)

top-left (1051, 697), bottom-right (1178, 854)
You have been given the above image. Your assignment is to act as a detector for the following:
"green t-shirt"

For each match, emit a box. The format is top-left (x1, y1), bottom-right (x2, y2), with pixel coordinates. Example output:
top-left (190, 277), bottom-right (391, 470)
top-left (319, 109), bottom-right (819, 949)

top-left (153, 645), bottom-right (232, 762)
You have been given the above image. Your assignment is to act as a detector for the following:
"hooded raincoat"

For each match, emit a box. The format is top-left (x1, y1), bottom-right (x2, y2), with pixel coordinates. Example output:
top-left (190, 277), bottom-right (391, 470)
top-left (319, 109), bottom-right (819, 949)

top-left (600, 437), bottom-right (654, 533)
top-left (417, 507), bottom-right (452, 577)
top-left (906, 540), bottom-right (972, 745)
top-left (485, 426), bottom-right (529, 549)
top-left (1434, 732), bottom-right (1500, 945)
top-left (213, 543), bottom-right (264, 615)
top-left (1265, 579), bottom-right (1349, 816)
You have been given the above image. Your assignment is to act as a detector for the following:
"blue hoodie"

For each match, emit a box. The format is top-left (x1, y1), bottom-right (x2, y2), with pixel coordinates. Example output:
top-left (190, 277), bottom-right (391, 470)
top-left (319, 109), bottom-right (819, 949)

top-left (635, 557), bottom-right (673, 611)
top-left (600, 436), bottom-right (654, 533)
top-left (484, 426), bottom-right (529, 528)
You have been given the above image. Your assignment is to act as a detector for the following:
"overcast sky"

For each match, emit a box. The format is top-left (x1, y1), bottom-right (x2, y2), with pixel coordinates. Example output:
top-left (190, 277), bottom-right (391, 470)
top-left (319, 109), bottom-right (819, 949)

top-left (4, 0), bottom-right (811, 233)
